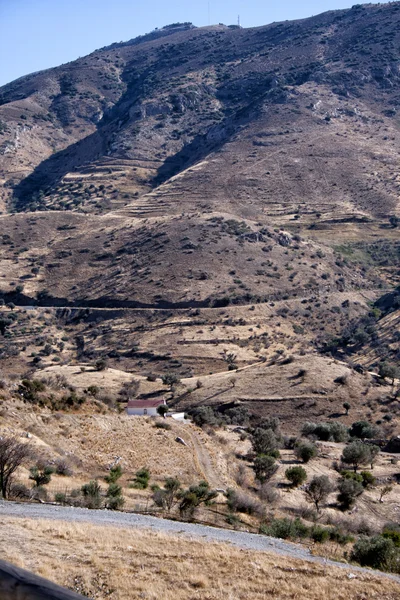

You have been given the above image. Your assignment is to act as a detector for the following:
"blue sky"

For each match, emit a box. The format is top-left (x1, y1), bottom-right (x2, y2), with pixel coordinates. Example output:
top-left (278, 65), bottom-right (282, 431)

top-left (0, 0), bottom-right (358, 86)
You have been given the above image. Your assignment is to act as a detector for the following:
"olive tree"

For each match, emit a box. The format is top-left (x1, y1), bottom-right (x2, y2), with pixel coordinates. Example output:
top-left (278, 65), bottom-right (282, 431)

top-left (305, 475), bottom-right (334, 512)
top-left (0, 436), bottom-right (31, 499)
top-left (252, 428), bottom-right (279, 456)
top-left (285, 466), bottom-right (307, 487)
top-left (253, 455), bottom-right (278, 483)
top-left (337, 478), bottom-right (364, 510)
top-left (341, 441), bottom-right (372, 472)
top-left (378, 362), bottom-right (400, 387)
top-left (294, 440), bottom-right (318, 463)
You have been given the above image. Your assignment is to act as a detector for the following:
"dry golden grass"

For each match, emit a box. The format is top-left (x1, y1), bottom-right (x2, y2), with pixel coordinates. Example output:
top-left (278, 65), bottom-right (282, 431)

top-left (0, 401), bottom-right (235, 507)
top-left (0, 410), bottom-right (211, 485)
top-left (0, 517), bottom-right (399, 600)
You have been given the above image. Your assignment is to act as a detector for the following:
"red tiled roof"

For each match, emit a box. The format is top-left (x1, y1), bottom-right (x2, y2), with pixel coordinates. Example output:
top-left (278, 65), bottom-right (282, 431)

top-left (127, 398), bottom-right (165, 408)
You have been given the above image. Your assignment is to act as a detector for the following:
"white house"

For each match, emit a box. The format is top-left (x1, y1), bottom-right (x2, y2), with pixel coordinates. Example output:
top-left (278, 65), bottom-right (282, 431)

top-left (126, 398), bottom-right (166, 416)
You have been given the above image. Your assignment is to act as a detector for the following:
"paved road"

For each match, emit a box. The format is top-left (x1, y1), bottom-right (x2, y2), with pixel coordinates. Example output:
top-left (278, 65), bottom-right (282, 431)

top-left (1, 501), bottom-right (399, 583)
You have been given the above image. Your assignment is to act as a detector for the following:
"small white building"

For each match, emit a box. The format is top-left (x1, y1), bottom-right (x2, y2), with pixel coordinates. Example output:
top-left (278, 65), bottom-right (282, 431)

top-left (126, 398), bottom-right (166, 416)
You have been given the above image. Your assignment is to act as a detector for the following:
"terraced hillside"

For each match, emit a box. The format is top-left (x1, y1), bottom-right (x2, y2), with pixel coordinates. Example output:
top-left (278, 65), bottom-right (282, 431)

top-left (0, 5), bottom-right (399, 220)
top-left (0, 3), bottom-right (399, 408)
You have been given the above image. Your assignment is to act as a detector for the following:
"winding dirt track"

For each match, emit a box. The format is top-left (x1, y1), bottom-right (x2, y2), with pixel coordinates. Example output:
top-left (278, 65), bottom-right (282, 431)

top-left (182, 428), bottom-right (221, 488)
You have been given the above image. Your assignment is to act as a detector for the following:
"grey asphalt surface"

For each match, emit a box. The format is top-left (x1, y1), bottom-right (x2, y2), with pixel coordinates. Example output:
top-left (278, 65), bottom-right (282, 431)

top-left (0, 501), bottom-right (399, 583)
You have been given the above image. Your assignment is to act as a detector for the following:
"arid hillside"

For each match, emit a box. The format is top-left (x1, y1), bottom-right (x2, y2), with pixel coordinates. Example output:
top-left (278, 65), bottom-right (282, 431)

top-left (1, 518), bottom-right (399, 600)
top-left (1, 5), bottom-right (400, 594)
top-left (0, 4), bottom-right (399, 473)
top-left (1, 4), bottom-right (400, 220)
top-left (0, 4), bottom-right (399, 314)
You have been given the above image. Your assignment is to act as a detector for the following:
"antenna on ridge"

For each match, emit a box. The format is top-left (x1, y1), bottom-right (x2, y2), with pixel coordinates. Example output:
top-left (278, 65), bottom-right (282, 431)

top-left (208, 1), bottom-right (211, 25)
top-left (238, 15), bottom-right (241, 27)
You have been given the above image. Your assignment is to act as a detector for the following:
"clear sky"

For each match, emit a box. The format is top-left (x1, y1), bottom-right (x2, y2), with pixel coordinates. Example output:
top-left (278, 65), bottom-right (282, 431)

top-left (0, 0), bottom-right (359, 87)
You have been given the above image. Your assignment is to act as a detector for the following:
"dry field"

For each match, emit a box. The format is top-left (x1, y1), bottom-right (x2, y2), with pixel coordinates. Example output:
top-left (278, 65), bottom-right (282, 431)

top-left (1, 517), bottom-right (399, 600)
top-left (0, 398), bottom-right (233, 496)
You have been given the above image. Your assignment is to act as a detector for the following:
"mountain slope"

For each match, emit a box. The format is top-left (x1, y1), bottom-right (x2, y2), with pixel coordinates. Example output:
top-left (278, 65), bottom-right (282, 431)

top-left (0, 4), bottom-right (399, 222)
top-left (0, 3), bottom-right (399, 387)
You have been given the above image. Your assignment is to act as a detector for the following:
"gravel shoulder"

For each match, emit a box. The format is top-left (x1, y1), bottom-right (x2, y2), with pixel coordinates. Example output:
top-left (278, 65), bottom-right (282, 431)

top-left (0, 501), bottom-right (399, 583)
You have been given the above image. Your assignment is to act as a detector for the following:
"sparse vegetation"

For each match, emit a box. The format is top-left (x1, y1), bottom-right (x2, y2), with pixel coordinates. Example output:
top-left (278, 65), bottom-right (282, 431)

top-left (285, 466), bottom-right (307, 487)
top-left (132, 467), bottom-right (151, 489)
top-left (305, 475), bottom-right (334, 512)
top-left (1, 2), bottom-right (400, 587)
top-left (294, 440), bottom-right (318, 463)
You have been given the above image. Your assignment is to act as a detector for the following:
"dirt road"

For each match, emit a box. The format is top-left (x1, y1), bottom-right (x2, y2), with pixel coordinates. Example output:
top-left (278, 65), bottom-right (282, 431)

top-left (0, 501), bottom-right (399, 583)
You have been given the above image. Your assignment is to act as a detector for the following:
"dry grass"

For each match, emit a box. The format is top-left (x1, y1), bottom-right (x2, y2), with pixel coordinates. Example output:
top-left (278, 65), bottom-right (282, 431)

top-left (0, 397), bottom-right (398, 527)
top-left (0, 517), bottom-right (399, 600)
top-left (0, 410), bottom-right (215, 486)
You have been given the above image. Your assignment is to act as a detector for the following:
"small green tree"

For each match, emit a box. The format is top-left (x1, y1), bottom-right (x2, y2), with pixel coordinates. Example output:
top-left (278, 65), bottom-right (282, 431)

top-left (95, 358), bottom-right (108, 371)
top-left (349, 421), bottom-right (378, 440)
top-left (305, 475), bottom-right (334, 512)
top-left (285, 466), bottom-right (307, 488)
top-left (378, 361), bottom-right (399, 387)
top-left (105, 464), bottom-right (123, 484)
top-left (161, 373), bottom-right (180, 390)
top-left (337, 477), bottom-right (364, 510)
top-left (178, 480), bottom-right (217, 519)
top-left (360, 471), bottom-right (376, 488)
top-left (152, 477), bottom-right (182, 511)
top-left (294, 441), bottom-right (318, 463)
top-left (106, 482), bottom-right (125, 510)
top-left (252, 428), bottom-right (279, 456)
top-left (132, 467), bottom-right (150, 489)
top-left (189, 406), bottom-right (220, 428)
top-left (343, 402), bottom-right (351, 416)
top-left (341, 441), bottom-right (371, 472)
top-left (302, 422), bottom-right (348, 442)
top-left (253, 454), bottom-right (278, 483)
top-left (157, 404), bottom-right (168, 417)
top-left (29, 461), bottom-right (55, 487)
top-left (81, 480), bottom-right (103, 509)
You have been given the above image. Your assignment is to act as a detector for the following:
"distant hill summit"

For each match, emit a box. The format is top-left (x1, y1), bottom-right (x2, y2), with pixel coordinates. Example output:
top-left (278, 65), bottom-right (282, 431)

top-left (0, 2), bottom-right (399, 219)
top-left (102, 22), bottom-right (197, 52)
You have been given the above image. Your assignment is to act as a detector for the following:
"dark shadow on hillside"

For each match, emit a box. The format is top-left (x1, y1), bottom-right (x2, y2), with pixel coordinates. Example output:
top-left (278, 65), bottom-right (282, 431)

top-left (153, 84), bottom-right (280, 186)
top-left (11, 66), bottom-right (154, 211)
top-left (12, 129), bottom-right (106, 211)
